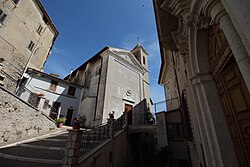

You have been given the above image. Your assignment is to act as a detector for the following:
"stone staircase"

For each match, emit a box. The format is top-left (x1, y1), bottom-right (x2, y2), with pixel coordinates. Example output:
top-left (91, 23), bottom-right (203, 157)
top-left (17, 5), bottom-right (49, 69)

top-left (0, 130), bottom-right (68, 167)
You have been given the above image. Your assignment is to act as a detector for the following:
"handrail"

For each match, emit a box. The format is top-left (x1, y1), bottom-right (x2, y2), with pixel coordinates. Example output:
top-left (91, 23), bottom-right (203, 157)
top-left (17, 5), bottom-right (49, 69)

top-left (154, 97), bottom-right (180, 113)
top-left (79, 113), bottom-right (127, 156)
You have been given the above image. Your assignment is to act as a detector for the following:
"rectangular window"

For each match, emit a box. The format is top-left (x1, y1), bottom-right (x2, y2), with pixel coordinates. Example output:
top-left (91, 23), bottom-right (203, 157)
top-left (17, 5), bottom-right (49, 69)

top-left (37, 25), bottom-right (43, 35)
top-left (95, 65), bottom-right (101, 76)
top-left (28, 41), bottom-right (35, 51)
top-left (28, 93), bottom-right (41, 108)
top-left (0, 10), bottom-right (7, 24)
top-left (143, 56), bottom-right (146, 65)
top-left (49, 80), bottom-right (58, 92)
top-left (43, 99), bottom-right (50, 110)
top-left (0, 76), bottom-right (4, 81)
top-left (67, 86), bottom-right (76, 96)
top-left (0, 75), bottom-right (4, 86)
top-left (12, 0), bottom-right (20, 5)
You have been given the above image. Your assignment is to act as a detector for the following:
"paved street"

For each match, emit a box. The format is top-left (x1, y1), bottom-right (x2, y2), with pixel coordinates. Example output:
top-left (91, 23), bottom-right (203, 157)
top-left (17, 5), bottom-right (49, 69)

top-left (0, 131), bottom-right (68, 167)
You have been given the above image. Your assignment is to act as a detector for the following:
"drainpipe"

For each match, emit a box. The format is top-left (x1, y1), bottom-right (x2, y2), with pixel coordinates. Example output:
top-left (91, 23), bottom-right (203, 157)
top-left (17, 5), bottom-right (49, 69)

top-left (15, 39), bottom-right (41, 94)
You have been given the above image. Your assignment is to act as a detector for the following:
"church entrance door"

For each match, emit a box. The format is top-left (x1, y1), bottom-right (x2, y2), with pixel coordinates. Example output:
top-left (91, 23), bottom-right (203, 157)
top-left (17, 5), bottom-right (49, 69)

top-left (125, 104), bottom-right (133, 125)
top-left (209, 25), bottom-right (250, 166)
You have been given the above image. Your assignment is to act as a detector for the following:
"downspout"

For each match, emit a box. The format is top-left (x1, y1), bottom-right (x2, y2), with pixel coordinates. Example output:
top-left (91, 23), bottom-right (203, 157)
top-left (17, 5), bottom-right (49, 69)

top-left (15, 38), bottom-right (41, 94)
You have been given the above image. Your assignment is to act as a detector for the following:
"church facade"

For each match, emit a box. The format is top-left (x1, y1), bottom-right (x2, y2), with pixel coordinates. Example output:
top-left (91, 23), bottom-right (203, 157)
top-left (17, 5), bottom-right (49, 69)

top-left (154, 0), bottom-right (250, 167)
top-left (65, 45), bottom-right (151, 128)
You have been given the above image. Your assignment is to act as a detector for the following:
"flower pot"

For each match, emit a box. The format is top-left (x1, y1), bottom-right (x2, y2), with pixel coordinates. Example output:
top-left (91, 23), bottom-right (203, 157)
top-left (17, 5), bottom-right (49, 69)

top-left (58, 122), bottom-right (63, 128)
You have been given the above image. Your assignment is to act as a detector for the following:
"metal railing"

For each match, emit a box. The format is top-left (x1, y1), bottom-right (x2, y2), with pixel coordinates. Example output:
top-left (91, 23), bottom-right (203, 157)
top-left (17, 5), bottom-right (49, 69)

top-left (155, 97), bottom-right (180, 113)
top-left (166, 97), bottom-right (179, 111)
top-left (79, 113), bottom-right (127, 156)
top-left (114, 114), bottom-right (126, 132)
top-left (80, 123), bottom-right (109, 156)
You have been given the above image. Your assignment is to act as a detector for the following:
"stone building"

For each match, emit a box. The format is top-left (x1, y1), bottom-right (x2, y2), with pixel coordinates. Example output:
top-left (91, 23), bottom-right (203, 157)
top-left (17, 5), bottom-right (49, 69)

top-left (156, 49), bottom-right (192, 166)
top-left (18, 68), bottom-right (83, 126)
top-left (154, 0), bottom-right (250, 167)
top-left (0, 0), bottom-right (58, 92)
top-left (65, 45), bottom-right (151, 128)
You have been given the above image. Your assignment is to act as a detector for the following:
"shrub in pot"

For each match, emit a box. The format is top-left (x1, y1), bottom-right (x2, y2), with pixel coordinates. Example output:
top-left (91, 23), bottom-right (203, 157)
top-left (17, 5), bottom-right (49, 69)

top-left (56, 117), bottom-right (66, 128)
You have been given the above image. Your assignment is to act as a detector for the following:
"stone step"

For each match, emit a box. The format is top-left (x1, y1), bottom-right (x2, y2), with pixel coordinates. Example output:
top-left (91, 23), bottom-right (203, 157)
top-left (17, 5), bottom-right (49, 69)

top-left (82, 135), bottom-right (108, 140)
top-left (47, 134), bottom-right (68, 140)
top-left (42, 138), bottom-right (67, 142)
top-left (19, 143), bottom-right (65, 151)
top-left (0, 146), bottom-right (64, 160)
top-left (83, 132), bottom-right (108, 137)
top-left (0, 131), bottom-right (69, 167)
top-left (25, 139), bottom-right (66, 148)
top-left (0, 156), bottom-right (61, 167)
top-left (81, 140), bottom-right (103, 145)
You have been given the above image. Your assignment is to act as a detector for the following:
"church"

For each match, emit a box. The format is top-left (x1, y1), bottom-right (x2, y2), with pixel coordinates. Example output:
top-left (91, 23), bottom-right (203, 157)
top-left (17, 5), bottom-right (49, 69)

top-left (65, 45), bottom-right (151, 128)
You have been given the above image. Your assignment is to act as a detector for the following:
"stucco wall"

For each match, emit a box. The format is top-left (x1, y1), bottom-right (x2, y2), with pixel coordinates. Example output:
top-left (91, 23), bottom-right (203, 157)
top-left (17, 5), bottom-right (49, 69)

top-left (0, 0), bottom-right (56, 71)
top-left (0, 87), bottom-right (56, 144)
top-left (19, 72), bottom-right (82, 124)
top-left (103, 55), bottom-right (142, 122)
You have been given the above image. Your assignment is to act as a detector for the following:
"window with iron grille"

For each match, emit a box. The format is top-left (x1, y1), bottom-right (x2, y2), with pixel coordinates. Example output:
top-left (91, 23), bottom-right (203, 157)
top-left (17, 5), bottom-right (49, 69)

top-left (167, 123), bottom-right (183, 141)
top-left (28, 93), bottom-right (40, 108)
top-left (0, 10), bottom-right (7, 24)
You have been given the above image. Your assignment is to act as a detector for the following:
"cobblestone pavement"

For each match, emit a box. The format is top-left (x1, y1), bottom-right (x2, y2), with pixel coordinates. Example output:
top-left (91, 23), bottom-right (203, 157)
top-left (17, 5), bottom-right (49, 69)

top-left (0, 130), bottom-right (68, 167)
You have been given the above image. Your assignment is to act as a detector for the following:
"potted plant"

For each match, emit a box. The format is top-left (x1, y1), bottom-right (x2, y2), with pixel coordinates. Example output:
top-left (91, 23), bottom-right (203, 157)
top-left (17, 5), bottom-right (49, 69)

top-left (56, 117), bottom-right (66, 128)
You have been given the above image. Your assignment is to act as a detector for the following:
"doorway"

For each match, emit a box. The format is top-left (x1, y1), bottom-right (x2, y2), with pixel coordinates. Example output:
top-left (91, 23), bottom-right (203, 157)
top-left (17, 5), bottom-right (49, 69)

top-left (209, 25), bottom-right (250, 166)
top-left (124, 104), bottom-right (133, 125)
top-left (50, 102), bottom-right (60, 120)
top-left (65, 109), bottom-right (74, 126)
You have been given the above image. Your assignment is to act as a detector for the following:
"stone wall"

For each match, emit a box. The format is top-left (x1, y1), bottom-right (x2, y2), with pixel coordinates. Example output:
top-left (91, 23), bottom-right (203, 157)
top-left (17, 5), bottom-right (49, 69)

top-left (0, 87), bottom-right (56, 143)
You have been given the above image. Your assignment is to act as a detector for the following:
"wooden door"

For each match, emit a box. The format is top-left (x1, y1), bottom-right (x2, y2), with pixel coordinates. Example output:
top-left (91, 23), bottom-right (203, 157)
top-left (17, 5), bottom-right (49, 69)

top-left (125, 104), bottom-right (133, 125)
top-left (209, 25), bottom-right (250, 166)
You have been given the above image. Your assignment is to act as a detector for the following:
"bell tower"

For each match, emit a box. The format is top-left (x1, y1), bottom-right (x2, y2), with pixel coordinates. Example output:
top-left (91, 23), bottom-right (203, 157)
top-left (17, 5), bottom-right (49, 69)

top-left (131, 44), bottom-right (148, 71)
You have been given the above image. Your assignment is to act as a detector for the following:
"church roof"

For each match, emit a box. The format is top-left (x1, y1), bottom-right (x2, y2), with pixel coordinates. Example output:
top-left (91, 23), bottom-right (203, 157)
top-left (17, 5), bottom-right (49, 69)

top-left (64, 45), bottom-right (147, 80)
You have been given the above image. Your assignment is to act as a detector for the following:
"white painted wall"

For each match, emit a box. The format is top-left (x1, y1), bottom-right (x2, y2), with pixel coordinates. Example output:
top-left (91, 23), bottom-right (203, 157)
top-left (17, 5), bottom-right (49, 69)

top-left (19, 71), bottom-right (82, 125)
top-left (103, 54), bottom-right (142, 122)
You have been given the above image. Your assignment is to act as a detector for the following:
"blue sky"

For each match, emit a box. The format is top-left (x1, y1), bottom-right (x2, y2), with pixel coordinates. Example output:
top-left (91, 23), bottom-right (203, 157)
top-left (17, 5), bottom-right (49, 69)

top-left (41, 0), bottom-right (165, 103)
